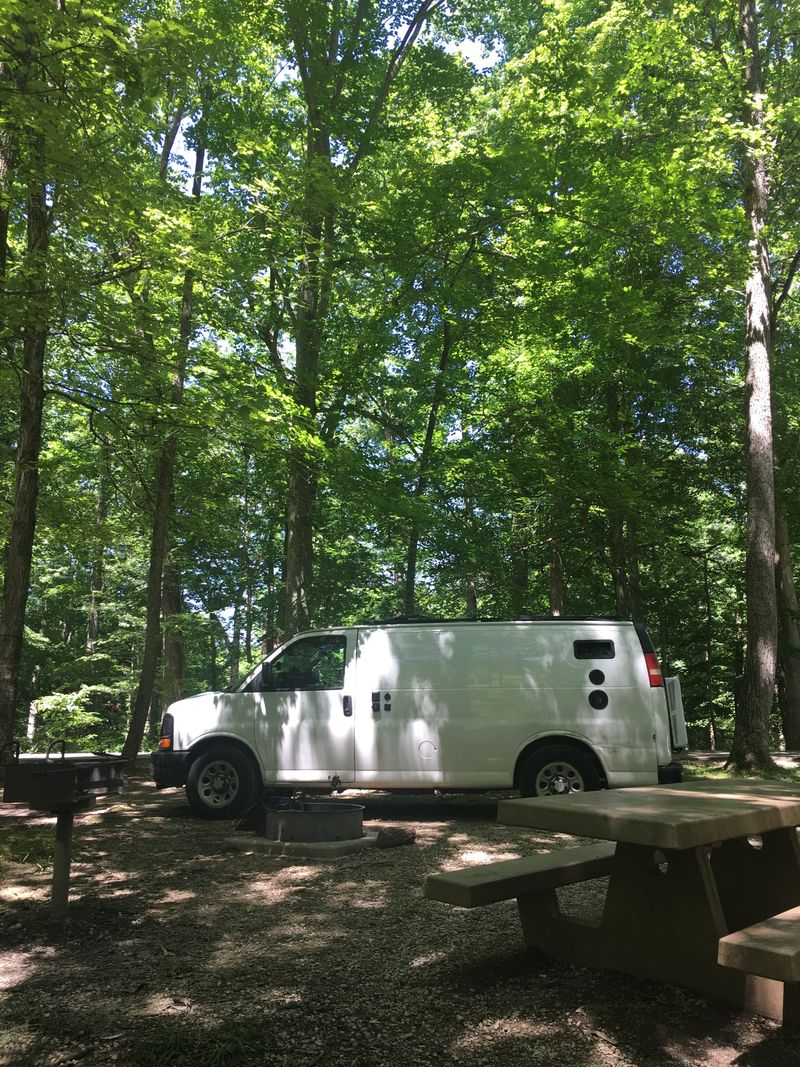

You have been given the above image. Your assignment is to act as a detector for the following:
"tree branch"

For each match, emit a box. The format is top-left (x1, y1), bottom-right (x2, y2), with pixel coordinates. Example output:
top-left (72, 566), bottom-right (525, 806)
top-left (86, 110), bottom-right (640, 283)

top-left (347, 0), bottom-right (445, 176)
top-left (772, 245), bottom-right (800, 324)
top-left (159, 105), bottom-right (187, 180)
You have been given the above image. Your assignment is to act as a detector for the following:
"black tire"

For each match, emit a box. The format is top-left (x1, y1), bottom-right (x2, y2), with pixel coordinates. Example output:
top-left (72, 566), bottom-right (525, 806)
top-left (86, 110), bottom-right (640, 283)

top-left (518, 745), bottom-right (601, 798)
top-left (186, 745), bottom-right (259, 819)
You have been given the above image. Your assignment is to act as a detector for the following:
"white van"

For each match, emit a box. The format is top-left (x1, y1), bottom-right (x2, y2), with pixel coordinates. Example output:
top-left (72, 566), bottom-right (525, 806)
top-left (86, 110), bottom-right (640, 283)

top-left (151, 618), bottom-right (683, 818)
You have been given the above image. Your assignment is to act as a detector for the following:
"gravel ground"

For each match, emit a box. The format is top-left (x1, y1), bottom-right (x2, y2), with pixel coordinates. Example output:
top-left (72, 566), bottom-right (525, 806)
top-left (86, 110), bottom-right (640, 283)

top-left (1, 776), bottom-right (799, 1067)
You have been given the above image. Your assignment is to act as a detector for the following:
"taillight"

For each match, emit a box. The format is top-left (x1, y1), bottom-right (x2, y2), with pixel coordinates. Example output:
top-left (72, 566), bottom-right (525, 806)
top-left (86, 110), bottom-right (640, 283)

top-left (159, 713), bottom-right (174, 750)
top-left (644, 652), bottom-right (663, 687)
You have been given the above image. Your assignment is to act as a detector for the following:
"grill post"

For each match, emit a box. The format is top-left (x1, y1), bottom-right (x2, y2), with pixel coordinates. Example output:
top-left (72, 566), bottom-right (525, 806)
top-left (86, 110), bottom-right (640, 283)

top-left (45, 797), bottom-right (95, 919)
top-left (51, 810), bottom-right (75, 918)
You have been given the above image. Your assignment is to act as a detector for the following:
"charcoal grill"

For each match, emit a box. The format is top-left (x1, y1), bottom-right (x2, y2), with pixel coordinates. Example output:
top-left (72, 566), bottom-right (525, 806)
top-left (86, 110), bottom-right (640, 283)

top-left (2, 740), bottom-right (125, 806)
top-left (1, 740), bottom-right (127, 917)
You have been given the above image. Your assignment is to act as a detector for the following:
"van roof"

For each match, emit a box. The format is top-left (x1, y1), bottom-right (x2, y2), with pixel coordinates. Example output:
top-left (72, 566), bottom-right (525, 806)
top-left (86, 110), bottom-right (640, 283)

top-left (365, 615), bottom-right (629, 625)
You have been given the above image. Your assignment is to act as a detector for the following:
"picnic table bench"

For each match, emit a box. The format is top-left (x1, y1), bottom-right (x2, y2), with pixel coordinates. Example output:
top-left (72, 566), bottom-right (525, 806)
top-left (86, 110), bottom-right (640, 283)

top-left (425, 842), bottom-right (615, 908)
top-left (425, 780), bottom-right (800, 1024)
top-left (717, 903), bottom-right (800, 1021)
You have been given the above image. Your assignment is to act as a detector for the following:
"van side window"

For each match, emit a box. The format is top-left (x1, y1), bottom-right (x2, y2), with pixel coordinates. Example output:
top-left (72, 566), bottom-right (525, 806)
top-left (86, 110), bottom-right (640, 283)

top-left (574, 639), bottom-right (615, 660)
top-left (267, 636), bottom-right (347, 691)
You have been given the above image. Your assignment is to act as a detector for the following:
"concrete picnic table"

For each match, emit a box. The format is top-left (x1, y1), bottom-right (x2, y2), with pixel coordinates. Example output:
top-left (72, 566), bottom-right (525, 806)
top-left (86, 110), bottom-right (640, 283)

top-left (496, 779), bottom-right (800, 1022)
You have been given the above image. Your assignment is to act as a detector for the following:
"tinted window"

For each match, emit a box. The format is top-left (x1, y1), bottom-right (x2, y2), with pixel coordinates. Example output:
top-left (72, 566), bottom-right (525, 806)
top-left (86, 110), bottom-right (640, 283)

top-left (574, 639), bottom-right (615, 660)
top-left (267, 636), bottom-right (347, 691)
top-left (239, 666), bottom-right (264, 694)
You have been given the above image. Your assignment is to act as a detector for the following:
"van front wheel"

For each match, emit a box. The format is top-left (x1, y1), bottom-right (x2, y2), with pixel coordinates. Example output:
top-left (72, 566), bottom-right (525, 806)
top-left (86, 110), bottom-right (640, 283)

top-left (186, 745), bottom-right (259, 819)
top-left (518, 746), bottom-right (600, 798)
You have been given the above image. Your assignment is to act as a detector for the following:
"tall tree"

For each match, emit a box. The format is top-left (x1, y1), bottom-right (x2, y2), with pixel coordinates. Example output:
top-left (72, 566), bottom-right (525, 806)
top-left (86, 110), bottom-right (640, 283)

top-left (0, 3), bottom-right (133, 750)
top-left (121, 129), bottom-right (206, 762)
top-left (729, 0), bottom-right (778, 770)
top-left (277, 0), bottom-right (444, 636)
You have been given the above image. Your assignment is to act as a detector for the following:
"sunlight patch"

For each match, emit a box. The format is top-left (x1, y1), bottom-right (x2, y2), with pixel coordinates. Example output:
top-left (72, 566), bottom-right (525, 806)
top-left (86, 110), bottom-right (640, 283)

top-left (409, 950), bottom-right (447, 968)
top-left (90, 870), bottom-right (129, 885)
top-left (142, 993), bottom-right (195, 1016)
top-left (458, 849), bottom-right (520, 864)
top-left (278, 865), bottom-right (322, 882)
top-left (157, 888), bottom-right (197, 904)
top-left (232, 878), bottom-right (311, 906)
top-left (328, 880), bottom-right (387, 908)
top-left (450, 1016), bottom-right (560, 1054)
top-left (0, 952), bottom-right (36, 991)
top-left (265, 988), bottom-right (303, 1005)
top-left (0, 884), bottom-right (47, 904)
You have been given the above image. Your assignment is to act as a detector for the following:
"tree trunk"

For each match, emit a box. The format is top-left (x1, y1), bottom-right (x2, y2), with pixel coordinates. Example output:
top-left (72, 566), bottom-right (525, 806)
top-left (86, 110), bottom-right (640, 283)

top-left (230, 601), bottom-right (241, 687)
top-left (0, 144), bottom-right (49, 753)
top-left (404, 319), bottom-right (452, 616)
top-left (280, 5), bottom-right (438, 632)
top-left (121, 137), bottom-right (204, 762)
top-left (548, 528), bottom-right (566, 616)
top-left (0, 123), bottom-right (12, 278)
top-left (209, 625), bottom-right (218, 692)
top-left (122, 440), bottom-right (177, 762)
top-left (244, 464), bottom-right (254, 662)
top-left (702, 555), bottom-right (719, 750)
top-left (608, 514), bottom-right (631, 617)
top-left (264, 548), bottom-right (278, 654)
top-left (650, 547), bottom-right (670, 677)
top-left (729, 0), bottom-right (777, 772)
top-left (776, 498), bottom-right (800, 748)
top-left (626, 518), bottom-right (642, 621)
top-left (86, 452), bottom-right (108, 652)
top-left (283, 449), bottom-right (317, 635)
top-left (282, 116), bottom-right (329, 637)
top-left (604, 382), bottom-right (632, 617)
top-left (161, 555), bottom-right (186, 712)
top-left (404, 522), bottom-right (421, 618)
top-left (0, 18), bottom-right (29, 282)
top-left (510, 545), bottom-right (529, 619)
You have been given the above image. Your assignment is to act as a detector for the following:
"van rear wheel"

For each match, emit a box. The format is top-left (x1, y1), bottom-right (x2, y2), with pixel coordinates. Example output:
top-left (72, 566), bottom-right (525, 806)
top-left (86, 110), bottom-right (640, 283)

top-left (519, 746), bottom-right (600, 798)
top-left (186, 745), bottom-right (259, 819)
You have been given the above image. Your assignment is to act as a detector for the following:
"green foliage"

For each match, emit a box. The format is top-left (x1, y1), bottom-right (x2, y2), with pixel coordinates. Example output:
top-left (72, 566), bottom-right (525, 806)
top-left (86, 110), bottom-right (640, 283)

top-left (3, 0), bottom-right (800, 752)
top-left (29, 686), bottom-right (127, 750)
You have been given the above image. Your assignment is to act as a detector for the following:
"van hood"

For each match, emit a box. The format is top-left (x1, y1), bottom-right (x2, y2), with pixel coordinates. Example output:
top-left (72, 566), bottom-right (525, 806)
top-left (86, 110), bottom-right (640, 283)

top-left (167, 694), bottom-right (216, 718)
top-left (166, 691), bottom-right (258, 750)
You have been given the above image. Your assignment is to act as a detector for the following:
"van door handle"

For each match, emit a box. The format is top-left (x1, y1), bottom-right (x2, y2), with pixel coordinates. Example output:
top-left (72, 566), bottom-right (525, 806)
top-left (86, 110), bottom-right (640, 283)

top-left (342, 695), bottom-right (353, 717)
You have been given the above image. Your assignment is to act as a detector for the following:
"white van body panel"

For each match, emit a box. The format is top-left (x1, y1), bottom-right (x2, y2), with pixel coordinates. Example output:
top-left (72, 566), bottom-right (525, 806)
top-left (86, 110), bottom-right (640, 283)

top-left (170, 692), bottom-right (258, 752)
top-left (163, 619), bottom-right (676, 792)
top-left (351, 621), bottom-right (656, 788)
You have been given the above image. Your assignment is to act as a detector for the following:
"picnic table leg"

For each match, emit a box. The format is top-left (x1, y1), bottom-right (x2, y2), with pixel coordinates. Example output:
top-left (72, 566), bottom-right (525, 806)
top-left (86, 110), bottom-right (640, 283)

top-left (516, 888), bottom-right (565, 954)
top-left (598, 843), bottom-right (745, 999)
top-left (741, 975), bottom-right (800, 1025)
top-left (709, 828), bottom-right (800, 931)
top-left (51, 810), bottom-right (75, 918)
top-left (784, 981), bottom-right (800, 1026)
top-left (518, 843), bottom-right (745, 1004)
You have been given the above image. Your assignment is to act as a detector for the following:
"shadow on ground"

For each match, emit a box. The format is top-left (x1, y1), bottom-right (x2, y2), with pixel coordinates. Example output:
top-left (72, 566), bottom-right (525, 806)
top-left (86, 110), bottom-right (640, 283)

top-left (1, 776), bottom-right (798, 1067)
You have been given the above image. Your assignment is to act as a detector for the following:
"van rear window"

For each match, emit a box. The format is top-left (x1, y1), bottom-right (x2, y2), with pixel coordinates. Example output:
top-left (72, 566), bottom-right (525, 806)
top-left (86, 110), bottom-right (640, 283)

top-left (574, 639), bottom-right (615, 660)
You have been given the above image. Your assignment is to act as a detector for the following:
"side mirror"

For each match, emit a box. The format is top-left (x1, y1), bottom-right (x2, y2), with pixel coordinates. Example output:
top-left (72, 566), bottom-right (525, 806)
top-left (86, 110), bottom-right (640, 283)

top-left (260, 663), bottom-right (272, 691)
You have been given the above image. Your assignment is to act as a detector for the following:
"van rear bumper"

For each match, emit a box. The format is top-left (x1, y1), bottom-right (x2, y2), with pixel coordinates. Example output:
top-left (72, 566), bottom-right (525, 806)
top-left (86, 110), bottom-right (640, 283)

top-left (657, 761), bottom-right (683, 784)
top-left (151, 750), bottom-right (189, 789)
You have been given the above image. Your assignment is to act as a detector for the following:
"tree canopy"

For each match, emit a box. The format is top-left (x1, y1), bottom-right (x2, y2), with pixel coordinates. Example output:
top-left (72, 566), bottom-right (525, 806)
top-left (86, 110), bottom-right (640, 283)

top-left (1, 0), bottom-right (799, 763)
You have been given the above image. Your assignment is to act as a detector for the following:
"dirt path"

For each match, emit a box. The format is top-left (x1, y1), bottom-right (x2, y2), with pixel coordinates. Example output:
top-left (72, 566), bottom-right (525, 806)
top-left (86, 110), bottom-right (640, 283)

top-left (1, 776), bottom-right (799, 1067)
